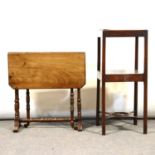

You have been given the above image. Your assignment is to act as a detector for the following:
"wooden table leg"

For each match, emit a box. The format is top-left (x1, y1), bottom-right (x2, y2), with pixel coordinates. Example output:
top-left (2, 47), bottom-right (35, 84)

top-left (24, 89), bottom-right (30, 128)
top-left (70, 88), bottom-right (74, 128)
top-left (13, 89), bottom-right (20, 132)
top-left (77, 88), bottom-right (82, 131)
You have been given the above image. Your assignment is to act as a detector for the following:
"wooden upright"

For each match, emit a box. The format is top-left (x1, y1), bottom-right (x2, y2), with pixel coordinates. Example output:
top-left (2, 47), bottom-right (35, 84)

top-left (8, 52), bottom-right (86, 132)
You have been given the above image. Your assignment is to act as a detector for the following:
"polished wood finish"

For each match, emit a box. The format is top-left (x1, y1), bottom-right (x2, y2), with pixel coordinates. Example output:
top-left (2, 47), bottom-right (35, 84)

top-left (96, 30), bottom-right (148, 135)
top-left (8, 52), bottom-right (85, 89)
top-left (8, 52), bottom-right (85, 132)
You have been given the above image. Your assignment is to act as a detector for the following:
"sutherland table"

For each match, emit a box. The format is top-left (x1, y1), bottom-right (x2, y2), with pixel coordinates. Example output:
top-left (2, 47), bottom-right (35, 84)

top-left (8, 52), bottom-right (86, 132)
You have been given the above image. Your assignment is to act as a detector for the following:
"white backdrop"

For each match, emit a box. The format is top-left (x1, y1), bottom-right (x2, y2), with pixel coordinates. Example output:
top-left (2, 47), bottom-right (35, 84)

top-left (0, 0), bottom-right (154, 118)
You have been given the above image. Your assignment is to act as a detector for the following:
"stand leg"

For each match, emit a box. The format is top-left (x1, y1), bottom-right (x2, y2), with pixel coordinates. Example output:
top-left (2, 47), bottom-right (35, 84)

top-left (96, 37), bottom-right (101, 126)
top-left (134, 82), bottom-right (138, 125)
top-left (134, 36), bottom-right (138, 125)
top-left (77, 88), bottom-right (82, 131)
top-left (24, 89), bottom-right (30, 128)
top-left (13, 89), bottom-right (20, 132)
top-left (96, 79), bottom-right (100, 126)
top-left (102, 82), bottom-right (106, 135)
top-left (144, 81), bottom-right (147, 134)
top-left (70, 88), bottom-right (74, 128)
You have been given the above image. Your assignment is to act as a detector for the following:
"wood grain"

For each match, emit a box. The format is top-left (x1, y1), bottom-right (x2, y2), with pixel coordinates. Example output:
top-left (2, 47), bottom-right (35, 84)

top-left (8, 52), bottom-right (86, 89)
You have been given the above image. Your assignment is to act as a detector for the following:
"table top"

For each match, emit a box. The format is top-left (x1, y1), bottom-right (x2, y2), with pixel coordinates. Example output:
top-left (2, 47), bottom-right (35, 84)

top-left (8, 52), bottom-right (86, 89)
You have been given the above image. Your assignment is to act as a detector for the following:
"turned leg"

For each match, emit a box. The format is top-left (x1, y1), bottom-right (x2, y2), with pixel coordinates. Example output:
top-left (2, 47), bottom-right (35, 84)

top-left (134, 82), bottom-right (138, 125)
top-left (24, 89), bottom-right (30, 128)
top-left (77, 88), bottom-right (82, 131)
top-left (70, 88), bottom-right (74, 128)
top-left (13, 89), bottom-right (20, 132)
